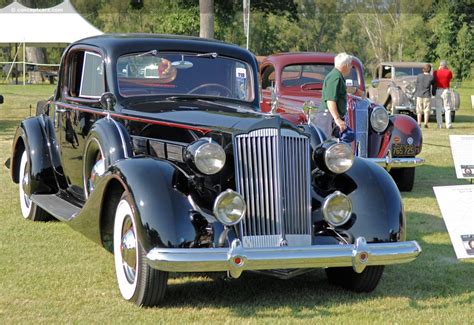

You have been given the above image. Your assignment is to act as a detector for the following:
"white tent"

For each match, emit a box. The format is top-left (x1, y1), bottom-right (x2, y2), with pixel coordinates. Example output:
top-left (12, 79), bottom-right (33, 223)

top-left (0, 0), bottom-right (103, 83)
top-left (0, 0), bottom-right (102, 45)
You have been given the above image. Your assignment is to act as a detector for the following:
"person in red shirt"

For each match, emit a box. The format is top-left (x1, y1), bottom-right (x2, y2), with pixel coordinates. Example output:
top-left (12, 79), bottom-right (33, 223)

top-left (433, 60), bottom-right (454, 128)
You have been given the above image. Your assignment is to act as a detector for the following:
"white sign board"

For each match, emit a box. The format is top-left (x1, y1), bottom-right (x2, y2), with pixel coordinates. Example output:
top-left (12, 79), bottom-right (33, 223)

top-left (449, 135), bottom-right (474, 179)
top-left (433, 185), bottom-right (474, 259)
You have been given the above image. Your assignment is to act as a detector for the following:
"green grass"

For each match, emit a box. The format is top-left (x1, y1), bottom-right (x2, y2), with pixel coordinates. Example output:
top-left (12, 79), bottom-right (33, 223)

top-left (1, 83), bottom-right (473, 323)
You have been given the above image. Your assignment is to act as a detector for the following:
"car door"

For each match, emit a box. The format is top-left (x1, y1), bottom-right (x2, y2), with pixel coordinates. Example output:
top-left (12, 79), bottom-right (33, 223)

top-left (55, 48), bottom-right (106, 201)
top-left (376, 65), bottom-right (393, 105)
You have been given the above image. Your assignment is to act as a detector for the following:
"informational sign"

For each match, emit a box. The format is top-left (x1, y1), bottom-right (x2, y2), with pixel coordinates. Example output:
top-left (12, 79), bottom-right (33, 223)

top-left (449, 135), bottom-right (474, 179)
top-left (433, 185), bottom-right (474, 259)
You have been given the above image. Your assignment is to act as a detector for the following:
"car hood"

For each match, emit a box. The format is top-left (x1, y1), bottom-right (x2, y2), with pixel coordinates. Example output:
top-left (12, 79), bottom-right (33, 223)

top-left (120, 98), bottom-right (292, 134)
top-left (394, 76), bottom-right (416, 84)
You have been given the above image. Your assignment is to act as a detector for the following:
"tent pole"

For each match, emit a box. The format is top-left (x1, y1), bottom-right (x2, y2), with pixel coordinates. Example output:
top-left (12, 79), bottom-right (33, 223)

top-left (23, 42), bottom-right (26, 86)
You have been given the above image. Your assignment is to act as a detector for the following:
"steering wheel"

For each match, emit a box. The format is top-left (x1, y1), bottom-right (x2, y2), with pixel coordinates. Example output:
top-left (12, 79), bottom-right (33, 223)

top-left (187, 83), bottom-right (232, 97)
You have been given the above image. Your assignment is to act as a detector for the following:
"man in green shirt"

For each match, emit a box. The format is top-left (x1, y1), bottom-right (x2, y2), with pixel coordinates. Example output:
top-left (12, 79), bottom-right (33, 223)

top-left (320, 53), bottom-right (355, 135)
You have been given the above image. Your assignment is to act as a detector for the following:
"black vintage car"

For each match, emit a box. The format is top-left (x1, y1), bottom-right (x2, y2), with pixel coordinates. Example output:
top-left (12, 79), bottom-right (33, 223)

top-left (7, 34), bottom-right (421, 306)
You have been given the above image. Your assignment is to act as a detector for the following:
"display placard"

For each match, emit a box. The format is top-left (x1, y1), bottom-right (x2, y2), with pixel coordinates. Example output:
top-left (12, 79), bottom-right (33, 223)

top-left (433, 185), bottom-right (474, 259)
top-left (449, 135), bottom-right (474, 179)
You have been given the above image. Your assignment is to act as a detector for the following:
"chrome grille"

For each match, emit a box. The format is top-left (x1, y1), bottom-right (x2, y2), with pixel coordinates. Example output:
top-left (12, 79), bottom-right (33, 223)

top-left (352, 100), bottom-right (369, 157)
top-left (234, 128), bottom-right (311, 248)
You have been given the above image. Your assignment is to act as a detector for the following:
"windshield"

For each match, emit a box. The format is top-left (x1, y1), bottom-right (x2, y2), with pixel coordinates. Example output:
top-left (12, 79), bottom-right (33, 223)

top-left (394, 67), bottom-right (423, 77)
top-left (281, 64), bottom-right (359, 88)
top-left (117, 51), bottom-right (253, 101)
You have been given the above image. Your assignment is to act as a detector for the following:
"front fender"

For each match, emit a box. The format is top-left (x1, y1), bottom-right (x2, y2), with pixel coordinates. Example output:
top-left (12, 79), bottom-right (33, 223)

top-left (387, 114), bottom-right (423, 156)
top-left (344, 158), bottom-right (405, 242)
top-left (10, 116), bottom-right (63, 194)
top-left (69, 157), bottom-right (196, 252)
top-left (110, 157), bottom-right (194, 251)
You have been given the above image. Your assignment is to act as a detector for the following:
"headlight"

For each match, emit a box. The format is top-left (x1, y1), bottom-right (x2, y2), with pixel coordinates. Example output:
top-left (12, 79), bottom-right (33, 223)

top-left (370, 106), bottom-right (389, 133)
top-left (313, 140), bottom-right (354, 174)
top-left (186, 138), bottom-right (226, 175)
top-left (213, 189), bottom-right (246, 226)
top-left (322, 191), bottom-right (352, 227)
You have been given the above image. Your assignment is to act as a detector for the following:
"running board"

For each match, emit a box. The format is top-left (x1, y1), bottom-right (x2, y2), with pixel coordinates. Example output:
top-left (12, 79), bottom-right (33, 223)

top-left (31, 194), bottom-right (81, 221)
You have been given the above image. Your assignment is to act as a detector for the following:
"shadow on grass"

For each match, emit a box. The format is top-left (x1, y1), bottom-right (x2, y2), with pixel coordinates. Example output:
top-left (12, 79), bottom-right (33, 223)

top-left (0, 119), bottom-right (21, 135)
top-left (407, 164), bottom-right (470, 199)
top-left (154, 212), bottom-right (472, 317)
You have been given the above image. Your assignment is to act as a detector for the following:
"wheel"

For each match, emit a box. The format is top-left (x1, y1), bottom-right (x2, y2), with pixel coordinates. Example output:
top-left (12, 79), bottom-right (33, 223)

top-left (18, 151), bottom-right (53, 221)
top-left (187, 83), bottom-right (232, 97)
top-left (385, 98), bottom-right (394, 114)
top-left (113, 192), bottom-right (168, 306)
top-left (389, 167), bottom-right (415, 192)
top-left (325, 265), bottom-right (385, 293)
top-left (83, 138), bottom-right (105, 199)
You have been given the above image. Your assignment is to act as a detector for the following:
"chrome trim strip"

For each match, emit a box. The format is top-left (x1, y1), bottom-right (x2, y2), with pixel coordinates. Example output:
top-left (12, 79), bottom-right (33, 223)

top-left (146, 237), bottom-right (422, 279)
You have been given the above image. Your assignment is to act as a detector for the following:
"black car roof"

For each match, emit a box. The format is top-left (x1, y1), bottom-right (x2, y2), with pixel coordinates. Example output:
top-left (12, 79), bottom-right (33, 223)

top-left (72, 33), bottom-right (256, 63)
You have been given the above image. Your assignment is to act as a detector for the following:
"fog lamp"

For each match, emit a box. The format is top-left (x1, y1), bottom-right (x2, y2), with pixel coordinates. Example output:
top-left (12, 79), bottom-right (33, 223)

top-left (213, 189), bottom-right (246, 226)
top-left (322, 191), bottom-right (352, 227)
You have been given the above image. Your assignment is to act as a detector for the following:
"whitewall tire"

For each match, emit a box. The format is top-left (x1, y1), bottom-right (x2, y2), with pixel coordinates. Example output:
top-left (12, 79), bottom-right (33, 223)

top-left (18, 151), bottom-right (52, 221)
top-left (113, 192), bottom-right (168, 306)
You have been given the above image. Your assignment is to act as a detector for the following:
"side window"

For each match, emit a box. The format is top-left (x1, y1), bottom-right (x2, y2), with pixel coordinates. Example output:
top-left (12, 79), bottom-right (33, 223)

top-left (381, 65), bottom-right (392, 79)
top-left (79, 52), bottom-right (105, 98)
top-left (261, 65), bottom-right (275, 90)
top-left (68, 50), bottom-right (105, 98)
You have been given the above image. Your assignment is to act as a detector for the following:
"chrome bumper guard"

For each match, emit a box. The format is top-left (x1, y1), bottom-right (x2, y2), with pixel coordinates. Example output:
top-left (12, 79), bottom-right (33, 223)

top-left (146, 237), bottom-right (421, 279)
top-left (367, 156), bottom-right (425, 170)
top-left (393, 105), bottom-right (415, 113)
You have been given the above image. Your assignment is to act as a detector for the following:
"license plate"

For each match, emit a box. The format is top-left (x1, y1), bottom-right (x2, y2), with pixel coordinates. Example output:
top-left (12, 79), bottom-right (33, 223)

top-left (392, 144), bottom-right (415, 157)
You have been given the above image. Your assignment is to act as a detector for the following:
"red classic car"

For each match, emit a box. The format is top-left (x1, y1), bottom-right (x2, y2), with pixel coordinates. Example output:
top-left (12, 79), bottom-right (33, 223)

top-left (259, 52), bottom-right (425, 191)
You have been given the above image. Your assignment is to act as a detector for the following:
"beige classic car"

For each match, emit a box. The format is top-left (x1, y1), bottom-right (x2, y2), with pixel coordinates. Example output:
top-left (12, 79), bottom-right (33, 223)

top-left (368, 62), bottom-right (460, 121)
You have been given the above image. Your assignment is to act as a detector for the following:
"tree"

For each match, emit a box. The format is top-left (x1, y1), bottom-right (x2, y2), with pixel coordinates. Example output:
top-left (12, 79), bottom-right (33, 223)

top-left (199, 0), bottom-right (214, 38)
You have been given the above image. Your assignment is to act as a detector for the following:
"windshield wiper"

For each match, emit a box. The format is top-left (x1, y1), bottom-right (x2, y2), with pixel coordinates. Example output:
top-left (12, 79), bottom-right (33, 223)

top-left (196, 52), bottom-right (218, 59)
top-left (137, 49), bottom-right (159, 57)
top-left (166, 95), bottom-right (217, 101)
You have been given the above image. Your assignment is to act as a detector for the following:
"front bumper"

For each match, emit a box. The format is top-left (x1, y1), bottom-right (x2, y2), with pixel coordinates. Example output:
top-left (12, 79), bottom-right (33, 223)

top-left (146, 237), bottom-right (421, 279)
top-left (366, 156), bottom-right (425, 170)
top-left (393, 105), bottom-right (415, 114)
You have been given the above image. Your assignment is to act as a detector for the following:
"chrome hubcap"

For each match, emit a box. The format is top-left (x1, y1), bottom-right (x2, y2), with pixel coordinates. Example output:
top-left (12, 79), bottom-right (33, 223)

top-left (121, 217), bottom-right (137, 284)
top-left (22, 168), bottom-right (30, 209)
top-left (88, 157), bottom-right (105, 193)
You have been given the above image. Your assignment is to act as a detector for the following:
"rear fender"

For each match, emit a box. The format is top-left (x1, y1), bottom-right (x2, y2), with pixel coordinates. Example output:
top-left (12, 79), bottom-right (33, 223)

top-left (83, 118), bottom-right (133, 197)
top-left (10, 116), bottom-right (64, 195)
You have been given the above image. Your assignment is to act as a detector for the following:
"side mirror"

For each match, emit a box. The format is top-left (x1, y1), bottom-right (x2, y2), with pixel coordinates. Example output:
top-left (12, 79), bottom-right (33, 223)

top-left (100, 92), bottom-right (117, 111)
top-left (371, 79), bottom-right (380, 88)
top-left (0, 95), bottom-right (3, 104)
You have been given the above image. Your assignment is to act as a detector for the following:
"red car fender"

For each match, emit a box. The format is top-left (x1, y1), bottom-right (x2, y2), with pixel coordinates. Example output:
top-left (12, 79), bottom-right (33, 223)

top-left (378, 114), bottom-right (423, 157)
